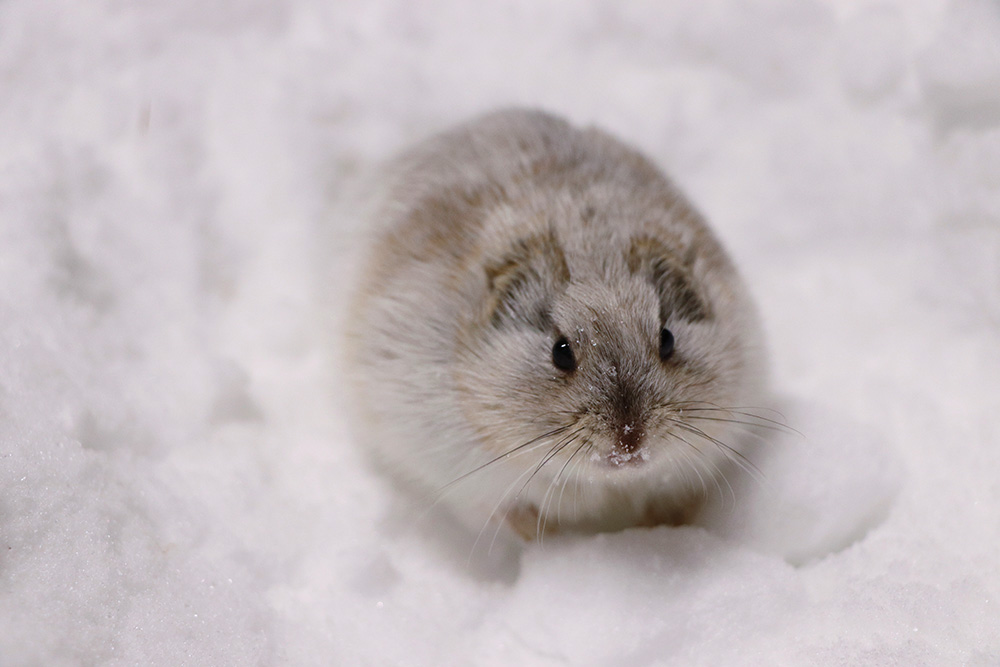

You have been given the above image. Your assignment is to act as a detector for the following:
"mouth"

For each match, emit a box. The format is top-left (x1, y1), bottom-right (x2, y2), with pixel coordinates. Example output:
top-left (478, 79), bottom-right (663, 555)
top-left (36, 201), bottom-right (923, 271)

top-left (600, 420), bottom-right (648, 468)
top-left (601, 446), bottom-right (650, 468)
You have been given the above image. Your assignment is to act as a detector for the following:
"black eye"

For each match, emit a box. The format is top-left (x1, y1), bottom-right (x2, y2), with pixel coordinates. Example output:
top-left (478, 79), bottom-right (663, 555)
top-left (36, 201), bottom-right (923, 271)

top-left (659, 328), bottom-right (675, 361)
top-left (552, 336), bottom-right (576, 372)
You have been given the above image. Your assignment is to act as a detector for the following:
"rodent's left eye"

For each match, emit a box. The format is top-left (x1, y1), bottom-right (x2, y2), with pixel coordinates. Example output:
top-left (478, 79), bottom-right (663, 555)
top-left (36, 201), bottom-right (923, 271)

top-left (659, 328), bottom-right (675, 361)
top-left (552, 337), bottom-right (576, 372)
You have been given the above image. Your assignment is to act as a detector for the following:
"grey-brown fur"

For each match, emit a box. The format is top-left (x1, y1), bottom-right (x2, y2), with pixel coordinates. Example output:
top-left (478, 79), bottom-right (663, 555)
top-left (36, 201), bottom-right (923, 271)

top-left (345, 109), bottom-right (765, 540)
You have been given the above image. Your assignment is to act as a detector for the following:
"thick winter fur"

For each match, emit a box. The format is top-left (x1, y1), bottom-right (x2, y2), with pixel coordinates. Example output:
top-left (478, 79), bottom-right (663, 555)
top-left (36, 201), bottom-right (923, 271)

top-left (345, 109), bottom-right (765, 540)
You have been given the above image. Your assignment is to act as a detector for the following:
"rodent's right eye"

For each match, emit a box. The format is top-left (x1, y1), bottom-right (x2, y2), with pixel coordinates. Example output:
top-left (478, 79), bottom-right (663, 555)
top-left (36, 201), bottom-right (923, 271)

top-left (551, 337), bottom-right (576, 372)
top-left (660, 327), bottom-right (675, 361)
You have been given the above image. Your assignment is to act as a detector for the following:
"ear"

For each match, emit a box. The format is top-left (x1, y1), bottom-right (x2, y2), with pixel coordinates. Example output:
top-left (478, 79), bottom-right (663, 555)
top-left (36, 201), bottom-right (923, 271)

top-left (627, 236), bottom-right (711, 322)
top-left (484, 230), bottom-right (570, 330)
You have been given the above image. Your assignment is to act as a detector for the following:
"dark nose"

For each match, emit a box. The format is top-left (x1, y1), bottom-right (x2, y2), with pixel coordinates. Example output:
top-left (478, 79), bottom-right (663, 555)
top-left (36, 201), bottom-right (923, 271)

top-left (610, 379), bottom-right (645, 454)
top-left (617, 421), bottom-right (644, 454)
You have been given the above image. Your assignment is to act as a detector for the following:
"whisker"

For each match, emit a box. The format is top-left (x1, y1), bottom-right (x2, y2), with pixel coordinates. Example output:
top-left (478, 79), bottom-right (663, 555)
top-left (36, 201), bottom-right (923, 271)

top-left (671, 403), bottom-right (799, 436)
top-left (572, 441), bottom-right (595, 520)
top-left (477, 427), bottom-right (585, 554)
top-left (555, 437), bottom-right (591, 525)
top-left (668, 419), bottom-right (764, 484)
top-left (436, 424), bottom-right (573, 497)
top-left (676, 445), bottom-right (707, 500)
top-left (477, 461), bottom-right (544, 557)
top-left (666, 431), bottom-right (734, 506)
top-left (539, 434), bottom-right (589, 537)
top-left (530, 434), bottom-right (585, 542)
top-left (675, 420), bottom-right (756, 472)
top-left (683, 414), bottom-right (792, 435)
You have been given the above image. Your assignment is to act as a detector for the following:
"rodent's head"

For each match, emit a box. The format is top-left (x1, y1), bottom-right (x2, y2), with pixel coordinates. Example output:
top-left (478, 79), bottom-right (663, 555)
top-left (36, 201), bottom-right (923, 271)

top-left (453, 224), bottom-right (763, 492)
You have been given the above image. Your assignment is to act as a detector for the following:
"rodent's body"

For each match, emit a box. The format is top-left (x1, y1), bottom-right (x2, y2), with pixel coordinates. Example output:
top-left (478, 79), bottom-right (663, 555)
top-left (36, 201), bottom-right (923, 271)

top-left (346, 109), bottom-right (765, 540)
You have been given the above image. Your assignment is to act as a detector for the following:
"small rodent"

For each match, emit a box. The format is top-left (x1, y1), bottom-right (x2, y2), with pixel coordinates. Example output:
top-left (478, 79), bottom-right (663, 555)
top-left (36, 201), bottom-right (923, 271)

top-left (345, 109), bottom-right (765, 541)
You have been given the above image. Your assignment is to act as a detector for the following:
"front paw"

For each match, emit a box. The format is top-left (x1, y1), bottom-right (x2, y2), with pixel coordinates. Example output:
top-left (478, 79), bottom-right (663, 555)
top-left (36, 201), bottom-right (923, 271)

top-left (504, 503), bottom-right (557, 541)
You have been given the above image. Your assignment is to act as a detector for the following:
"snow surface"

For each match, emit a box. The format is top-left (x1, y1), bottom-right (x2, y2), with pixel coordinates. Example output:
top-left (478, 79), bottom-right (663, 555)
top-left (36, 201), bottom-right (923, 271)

top-left (2, 0), bottom-right (999, 664)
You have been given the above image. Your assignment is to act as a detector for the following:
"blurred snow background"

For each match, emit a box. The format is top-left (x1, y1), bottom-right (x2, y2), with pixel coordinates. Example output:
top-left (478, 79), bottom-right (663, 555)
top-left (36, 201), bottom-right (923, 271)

top-left (1, 0), bottom-right (999, 664)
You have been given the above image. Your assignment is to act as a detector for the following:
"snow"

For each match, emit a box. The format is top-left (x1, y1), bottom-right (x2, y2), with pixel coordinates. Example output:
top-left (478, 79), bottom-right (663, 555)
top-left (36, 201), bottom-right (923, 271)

top-left (2, 0), bottom-right (999, 664)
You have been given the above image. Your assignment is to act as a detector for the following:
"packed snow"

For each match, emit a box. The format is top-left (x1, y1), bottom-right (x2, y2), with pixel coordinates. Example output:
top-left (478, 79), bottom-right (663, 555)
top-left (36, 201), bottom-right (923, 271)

top-left (1, 0), bottom-right (998, 664)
